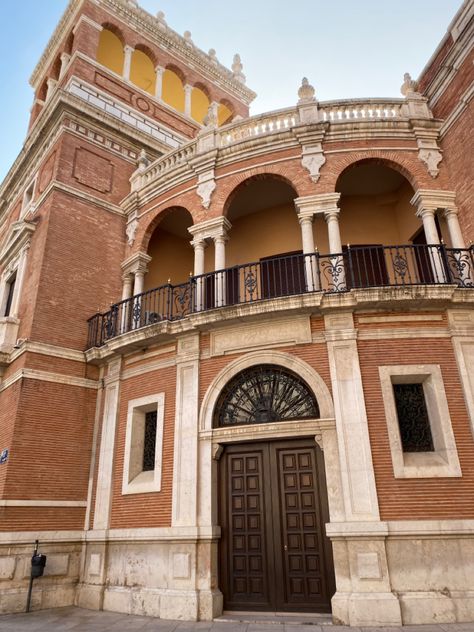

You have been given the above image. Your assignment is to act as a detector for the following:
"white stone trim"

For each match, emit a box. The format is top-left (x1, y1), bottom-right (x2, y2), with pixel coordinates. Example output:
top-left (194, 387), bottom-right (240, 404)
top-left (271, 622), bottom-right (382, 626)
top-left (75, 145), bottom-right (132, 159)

top-left (93, 358), bottom-right (121, 530)
top-left (199, 350), bottom-right (334, 431)
top-left (0, 368), bottom-right (98, 392)
top-left (121, 357), bottom-right (176, 380)
top-left (0, 499), bottom-right (86, 507)
top-left (172, 335), bottom-right (200, 527)
top-left (358, 315), bottom-right (444, 324)
top-left (20, 175), bottom-right (37, 218)
top-left (8, 340), bottom-right (86, 363)
top-left (122, 393), bottom-right (165, 495)
top-left (379, 364), bottom-right (461, 478)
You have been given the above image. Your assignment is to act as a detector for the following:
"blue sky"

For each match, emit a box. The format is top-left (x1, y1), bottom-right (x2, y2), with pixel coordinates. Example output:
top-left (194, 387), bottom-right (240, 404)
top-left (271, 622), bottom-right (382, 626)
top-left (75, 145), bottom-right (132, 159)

top-left (0, 0), bottom-right (462, 182)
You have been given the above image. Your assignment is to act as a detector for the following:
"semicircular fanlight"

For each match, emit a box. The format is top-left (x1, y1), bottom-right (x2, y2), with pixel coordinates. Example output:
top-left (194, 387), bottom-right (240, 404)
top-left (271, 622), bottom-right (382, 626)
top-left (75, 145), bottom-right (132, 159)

top-left (214, 364), bottom-right (319, 427)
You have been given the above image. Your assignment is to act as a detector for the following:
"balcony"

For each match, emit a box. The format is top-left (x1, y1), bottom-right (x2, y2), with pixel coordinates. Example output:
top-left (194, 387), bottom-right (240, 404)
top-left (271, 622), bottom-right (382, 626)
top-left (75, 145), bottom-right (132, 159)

top-left (86, 245), bottom-right (474, 349)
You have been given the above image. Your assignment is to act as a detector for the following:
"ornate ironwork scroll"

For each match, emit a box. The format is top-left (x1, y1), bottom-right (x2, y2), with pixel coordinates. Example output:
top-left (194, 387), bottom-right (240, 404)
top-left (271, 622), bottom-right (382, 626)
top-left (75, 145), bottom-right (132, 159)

top-left (214, 364), bottom-right (319, 427)
top-left (393, 383), bottom-right (434, 452)
top-left (142, 411), bottom-right (157, 471)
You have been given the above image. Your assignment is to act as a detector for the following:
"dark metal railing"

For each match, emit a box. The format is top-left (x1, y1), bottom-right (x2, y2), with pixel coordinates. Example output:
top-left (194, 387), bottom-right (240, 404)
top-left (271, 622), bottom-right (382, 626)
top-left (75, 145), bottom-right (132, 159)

top-left (87, 245), bottom-right (474, 348)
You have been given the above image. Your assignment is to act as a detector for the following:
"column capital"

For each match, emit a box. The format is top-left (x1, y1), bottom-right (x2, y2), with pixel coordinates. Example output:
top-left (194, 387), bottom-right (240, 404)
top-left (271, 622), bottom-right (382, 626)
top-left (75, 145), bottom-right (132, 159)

top-left (295, 193), bottom-right (340, 219)
top-left (155, 65), bottom-right (166, 74)
top-left (410, 189), bottom-right (457, 214)
top-left (184, 83), bottom-right (193, 94)
top-left (121, 251), bottom-right (152, 276)
top-left (188, 216), bottom-right (232, 243)
top-left (124, 44), bottom-right (135, 54)
top-left (190, 236), bottom-right (208, 250)
top-left (324, 208), bottom-right (340, 223)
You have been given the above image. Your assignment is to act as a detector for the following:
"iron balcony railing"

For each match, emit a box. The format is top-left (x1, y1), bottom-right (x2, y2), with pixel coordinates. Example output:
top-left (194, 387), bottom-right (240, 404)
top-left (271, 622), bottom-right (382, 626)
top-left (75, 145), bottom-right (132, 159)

top-left (87, 244), bottom-right (474, 348)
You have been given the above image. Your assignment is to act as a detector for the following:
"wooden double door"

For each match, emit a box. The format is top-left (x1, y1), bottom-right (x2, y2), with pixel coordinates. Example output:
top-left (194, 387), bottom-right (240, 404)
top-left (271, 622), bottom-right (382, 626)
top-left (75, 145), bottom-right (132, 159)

top-left (219, 439), bottom-right (335, 612)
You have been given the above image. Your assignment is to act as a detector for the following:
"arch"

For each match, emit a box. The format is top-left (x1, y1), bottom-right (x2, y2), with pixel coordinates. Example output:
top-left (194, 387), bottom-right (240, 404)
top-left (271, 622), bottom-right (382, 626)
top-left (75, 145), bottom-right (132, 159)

top-left (223, 172), bottom-right (300, 218)
top-left (134, 43), bottom-right (157, 67)
top-left (97, 27), bottom-right (125, 75)
top-left (51, 56), bottom-right (61, 81)
top-left (144, 206), bottom-right (194, 290)
top-left (130, 48), bottom-right (156, 95)
top-left (218, 100), bottom-right (234, 126)
top-left (200, 351), bottom-right (334, 432)
top-left (335, 157), bottom-right (417, 192)
top-left (162, 67), bottom-right (185, 113)
top-left (142, 205), bottom-right (193, 252)
top-left (191, 85), bottom-right (210, 124)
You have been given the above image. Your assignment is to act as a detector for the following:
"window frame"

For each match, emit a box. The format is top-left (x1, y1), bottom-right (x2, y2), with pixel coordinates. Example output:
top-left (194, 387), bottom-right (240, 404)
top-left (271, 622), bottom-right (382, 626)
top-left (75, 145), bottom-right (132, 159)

top-left (20, 177), bottom-right (37, 218)
top-left (122, 393), bottom-right (165, 495)
top-left (379, 364), bottom-right (461, 478)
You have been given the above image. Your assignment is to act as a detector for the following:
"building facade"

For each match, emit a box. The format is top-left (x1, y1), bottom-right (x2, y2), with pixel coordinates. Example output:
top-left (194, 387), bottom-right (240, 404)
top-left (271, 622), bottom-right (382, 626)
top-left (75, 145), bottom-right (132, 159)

top-left (0, 0), bottom-right (473, 626)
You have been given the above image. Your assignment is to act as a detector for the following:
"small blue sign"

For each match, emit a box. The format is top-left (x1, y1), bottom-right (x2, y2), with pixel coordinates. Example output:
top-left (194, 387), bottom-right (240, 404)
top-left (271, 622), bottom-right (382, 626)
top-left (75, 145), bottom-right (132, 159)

top-left (0, 449), bottom-right (8, 464)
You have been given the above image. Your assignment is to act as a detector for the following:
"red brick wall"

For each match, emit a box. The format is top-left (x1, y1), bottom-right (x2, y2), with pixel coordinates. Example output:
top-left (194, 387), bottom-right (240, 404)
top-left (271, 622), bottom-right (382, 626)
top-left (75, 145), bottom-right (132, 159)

top-left (359, 337), bottom-right (474, 520)
top-left (109, 365), bottom-right (177, 529)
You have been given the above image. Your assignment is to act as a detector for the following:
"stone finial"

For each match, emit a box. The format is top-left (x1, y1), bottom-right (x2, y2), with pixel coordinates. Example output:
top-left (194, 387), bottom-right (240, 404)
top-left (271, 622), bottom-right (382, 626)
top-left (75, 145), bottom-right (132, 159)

top-left (298, 77), bottom-right (316, 104)
top-left (184, 31), bottom-right (194, 46)
top-left (156, 10), bottom-right (167, 26)
top-left (203, 105), bottom-right (218, 129)
top-left (232, 54), bottom-right (246, 84)
top-left (208, 48), bottom-right (218, 64)
top-left (127, 0), bottom-right (138, 6)
top-left (401, 72), bottom-right (418, 96)
top-left (137, 149), bottom-right (149, 171)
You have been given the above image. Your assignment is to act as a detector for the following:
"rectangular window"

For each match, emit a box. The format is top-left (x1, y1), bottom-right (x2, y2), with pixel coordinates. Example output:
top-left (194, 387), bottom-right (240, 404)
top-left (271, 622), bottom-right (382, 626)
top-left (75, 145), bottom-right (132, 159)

top-left (122, 393), bottom-right (164, 495)
top-left (3, 273), bottom-right (17, 317)
top-left (379, 365), bottom-right (461, 478)
top-left (393, 383), bottom-right (434, 452)
top-left (142, 410), bottom-right (157, 471)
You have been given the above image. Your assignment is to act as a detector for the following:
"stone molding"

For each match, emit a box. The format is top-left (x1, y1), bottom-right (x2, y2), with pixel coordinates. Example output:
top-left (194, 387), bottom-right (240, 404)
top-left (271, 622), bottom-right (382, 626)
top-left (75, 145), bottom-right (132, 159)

top-left (121, 251), bottom-right (152, 276)
top-left (188, 216), bottom-right (232, 244)
top-left (0, 368), bottom-right (99, 392)
top-left (0, 500), bottom-right (87, 507)
top-left (411, 188), bottom-right (457, 213)
top-left (295, 192), bottom-right (341, 219)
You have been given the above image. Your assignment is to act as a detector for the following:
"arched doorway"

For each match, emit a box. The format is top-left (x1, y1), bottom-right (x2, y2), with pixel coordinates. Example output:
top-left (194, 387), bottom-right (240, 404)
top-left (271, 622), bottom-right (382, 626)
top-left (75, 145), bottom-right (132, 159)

top-left (213, 365), bottom-right (335, 613)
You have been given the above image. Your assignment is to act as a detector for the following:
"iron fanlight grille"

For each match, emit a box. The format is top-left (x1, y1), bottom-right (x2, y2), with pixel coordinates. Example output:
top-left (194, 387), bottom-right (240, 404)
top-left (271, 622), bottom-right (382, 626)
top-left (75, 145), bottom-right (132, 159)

top-left (214, 364), bottom-right (319, 427)
top-left (143, 411), bottom-right (157, 471)
top-left (393, 383), bottom-right (434, 452)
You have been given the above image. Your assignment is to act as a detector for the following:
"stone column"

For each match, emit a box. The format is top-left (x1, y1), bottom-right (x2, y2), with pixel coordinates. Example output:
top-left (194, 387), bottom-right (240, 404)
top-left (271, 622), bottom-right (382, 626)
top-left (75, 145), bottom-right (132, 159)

top-left (444, 208), bottom-right (465, 249)
top-left (298, 215), bottom-right (318, 292)
top-left (184, 84), bottom-right (193, 117)
top-left (155, 65), bottom-right (165, 100)
top-left (214, 234), bottom-right (228, 307)
top-left (191, 237), bottom-right (207, 312)
top-left (123, 45), bottom-right (134, 80)
top-left (134, 270), bottom-right (145, 295)
top-left (411, 190), bottom-right (451, 283)
top-left (325, 209), bottom-right (342, 254)
top-left (121, 252), bottom-right (151, 329)
top-left (189, 217), bottom-right (232, 311)
top-left (120, 274), bottom-right (134, 334)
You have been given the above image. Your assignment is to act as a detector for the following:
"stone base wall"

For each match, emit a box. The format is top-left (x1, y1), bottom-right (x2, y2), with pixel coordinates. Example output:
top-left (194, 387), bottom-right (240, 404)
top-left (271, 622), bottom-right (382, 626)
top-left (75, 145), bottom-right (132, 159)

top-left (1, 527), bottom-right (474, 626)
top-left (329, 523), bottom-right (474, 627)
top-left (76, 536), bottom-right (222, 621)
top-left (0, 539), bottom-right (82, 614)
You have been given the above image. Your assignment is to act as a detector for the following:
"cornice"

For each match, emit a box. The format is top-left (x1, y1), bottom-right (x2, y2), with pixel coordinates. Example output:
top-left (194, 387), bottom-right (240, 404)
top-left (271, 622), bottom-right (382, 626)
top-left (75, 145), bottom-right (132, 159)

top-left (30, 0), bottom-right (84, 89)
top-left (29, 0), bottom-right (256, 105)
top-left (97, 0), bottom-right (256, 105)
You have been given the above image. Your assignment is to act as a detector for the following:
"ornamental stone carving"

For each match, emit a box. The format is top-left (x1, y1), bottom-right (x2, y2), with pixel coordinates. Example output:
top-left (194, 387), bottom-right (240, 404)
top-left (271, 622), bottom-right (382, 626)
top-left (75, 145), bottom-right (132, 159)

top-left (126, 218), bottom-right (138, 246)
top-left (298, 77), bottom-right (316, 104)
top-left (232, 54), bottom-right (246, 84)
top-left (400, 72), bottom-right (418, 96)
top-left (197, 171), bottom-right (216, 209)
top-left (418, 148), bottom-right (443, 178)
top-left (301, 144), bottom-right (326, 182)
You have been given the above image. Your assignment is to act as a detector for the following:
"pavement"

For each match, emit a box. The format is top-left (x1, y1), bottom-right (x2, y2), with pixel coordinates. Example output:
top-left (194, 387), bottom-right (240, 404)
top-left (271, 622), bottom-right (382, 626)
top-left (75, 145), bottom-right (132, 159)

top-left (0, 607), bottom-right (473, 632)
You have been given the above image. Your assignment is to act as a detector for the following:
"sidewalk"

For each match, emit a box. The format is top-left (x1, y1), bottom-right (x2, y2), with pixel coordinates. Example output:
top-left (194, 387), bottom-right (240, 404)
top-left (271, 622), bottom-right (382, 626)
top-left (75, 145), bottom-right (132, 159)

top-left (0, 607), bottom-right (472, 632)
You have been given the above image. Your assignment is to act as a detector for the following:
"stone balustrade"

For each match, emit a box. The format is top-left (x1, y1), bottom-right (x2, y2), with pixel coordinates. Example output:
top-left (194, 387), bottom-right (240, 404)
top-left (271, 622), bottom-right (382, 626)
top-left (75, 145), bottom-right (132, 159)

top-left (219, 107), bottom-right (298, 146)
top-left (131, 98), bottom-right (413, 192)
top-left (319, 98), bottom-right (405, 121)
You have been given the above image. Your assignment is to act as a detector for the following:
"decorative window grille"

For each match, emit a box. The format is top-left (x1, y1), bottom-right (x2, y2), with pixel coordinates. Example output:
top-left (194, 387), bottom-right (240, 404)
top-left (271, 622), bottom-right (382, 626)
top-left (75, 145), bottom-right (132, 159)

top-left (393, 383), bottom-right (434, 452)
top-left (3, 273), bottom-right (16, 317)
top-left (142, 410), bottom-right (157, 471)
top-left (214, 364), bottom-right (319, 427)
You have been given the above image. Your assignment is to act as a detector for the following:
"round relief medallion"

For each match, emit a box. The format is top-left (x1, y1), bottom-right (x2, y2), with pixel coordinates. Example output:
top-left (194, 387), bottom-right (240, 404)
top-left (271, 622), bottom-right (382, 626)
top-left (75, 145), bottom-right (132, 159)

top-left (135, 97), bottom-right (150, 112)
